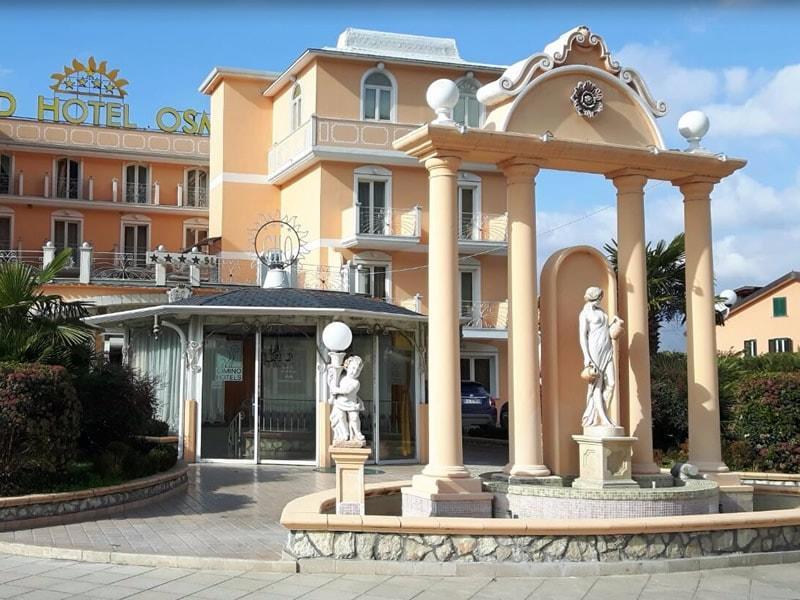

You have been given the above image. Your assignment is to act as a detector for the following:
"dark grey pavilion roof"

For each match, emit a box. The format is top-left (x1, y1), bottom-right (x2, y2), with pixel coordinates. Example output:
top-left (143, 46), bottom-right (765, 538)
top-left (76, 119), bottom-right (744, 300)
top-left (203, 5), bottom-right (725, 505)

top-left (170, 287), bottom-right (419, 316)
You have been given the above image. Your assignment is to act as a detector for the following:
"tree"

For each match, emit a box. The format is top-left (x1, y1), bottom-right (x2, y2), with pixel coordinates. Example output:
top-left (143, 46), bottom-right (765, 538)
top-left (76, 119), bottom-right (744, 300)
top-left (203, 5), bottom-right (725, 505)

top-left (0, 250), bottom-right (93, 366)
top-left (604, 233), bottom-right (686, 355)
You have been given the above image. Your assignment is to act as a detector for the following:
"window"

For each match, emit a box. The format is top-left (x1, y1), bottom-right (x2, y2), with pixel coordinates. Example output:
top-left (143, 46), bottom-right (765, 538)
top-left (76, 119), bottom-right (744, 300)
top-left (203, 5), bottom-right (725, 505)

top-left (459, 263), bottom-right (481, 320)
top-left (362, 70), bottom-right (394, 121)
top-left (184, 226), bottom-right (208, 249)
top-left (0, 155), bottom-right (11, 195)
top-left (125, 164), bottom-right (149, 203)
top-left (454, 76), bottom-right (481, 128)
top-left (768, 338), bottom-right (793, 353)
top-left (773, 296), bottom-right (787, 317)
top-left (0, 216), bottom-right (10, 251)
top-left (460, 357), bottom-right (492, 392)
top-left (53, 218), bottom-right (81, 262)
top-left (55, 158), bottom-right (79, 199)
top-left (355, 169), bottom-right (390, 235)
top-left (186, 169), bottom-right (208, 207)
top-left (123, 223), bottom-right (149, 267)
top-left (743, 339), bottom-right (757, 357)
top-left (457, 173), bottom-right (481, 240)
top-left (290, 84), bottom-right (302, 131)
top-left (357, 264), bottom-right (388, 300)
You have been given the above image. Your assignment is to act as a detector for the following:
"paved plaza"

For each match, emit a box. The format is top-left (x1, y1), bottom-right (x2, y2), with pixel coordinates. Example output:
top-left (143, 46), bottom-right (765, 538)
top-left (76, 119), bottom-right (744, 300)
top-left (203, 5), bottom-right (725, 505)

top-left (0, 441), bottom-right (507, 561)
top-left (0, 553), bottom-right (798, 599)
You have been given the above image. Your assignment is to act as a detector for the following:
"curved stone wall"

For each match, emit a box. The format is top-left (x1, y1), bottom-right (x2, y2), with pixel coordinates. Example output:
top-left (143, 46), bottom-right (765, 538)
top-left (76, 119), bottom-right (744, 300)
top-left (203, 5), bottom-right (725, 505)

top-left (287, 525), bottom-right (800, 562)
top-left (0, 466), bottom-right (188, 531)
top-left (491, 479), bottom-right (719, 519)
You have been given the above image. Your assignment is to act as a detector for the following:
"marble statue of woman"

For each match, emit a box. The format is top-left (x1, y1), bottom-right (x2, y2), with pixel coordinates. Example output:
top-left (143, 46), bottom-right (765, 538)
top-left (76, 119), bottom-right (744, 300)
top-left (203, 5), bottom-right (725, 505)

top-left (578, 286), bottom-right (624, 429)
top-left (328, 355), bottom-right (366, 446)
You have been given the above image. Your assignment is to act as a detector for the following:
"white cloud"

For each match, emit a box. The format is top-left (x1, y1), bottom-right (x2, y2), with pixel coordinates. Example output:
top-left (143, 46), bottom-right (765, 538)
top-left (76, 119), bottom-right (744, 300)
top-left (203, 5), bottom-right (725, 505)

top-left (704, 65), bottom-right (800, 137)
top-left (615, 44), bottom-right (720, 115)
top-left (723, 67), bottom-right (749, 97)
top-left (0, 66), bottom-right (11, 78)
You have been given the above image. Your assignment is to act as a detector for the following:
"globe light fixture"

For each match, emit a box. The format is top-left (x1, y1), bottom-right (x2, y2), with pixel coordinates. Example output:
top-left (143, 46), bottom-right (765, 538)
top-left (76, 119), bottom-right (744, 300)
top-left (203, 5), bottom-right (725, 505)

top-left (426, 79), bottom-right (459, 125)
top-left (322, 321), bottom-right (353, 352)
top-left (678, 110), bottom-right (710, 153)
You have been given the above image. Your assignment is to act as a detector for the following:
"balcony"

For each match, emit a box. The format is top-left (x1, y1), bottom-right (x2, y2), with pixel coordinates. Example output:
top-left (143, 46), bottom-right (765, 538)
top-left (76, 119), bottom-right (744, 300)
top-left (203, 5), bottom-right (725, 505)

top-left (460, 300), bottom-right (509, 339)
top-left (340, 204), bottom-right (421, 250)
top-left (267, 116), bottom-right (419, 183)
top-left (458, 211), bottom-right (508, 254)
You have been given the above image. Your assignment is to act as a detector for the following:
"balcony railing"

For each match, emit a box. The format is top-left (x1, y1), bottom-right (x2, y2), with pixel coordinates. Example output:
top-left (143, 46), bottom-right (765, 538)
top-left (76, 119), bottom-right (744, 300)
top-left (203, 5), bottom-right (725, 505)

top-left (124, 182), bottom-right (150, 204)
top-left (268, 116), bottom-right (419, 179)
top-left (0, 249), bottom-right (44, 268)
top-left (185, 186), bottom-right (209, 208)
top-left (460, 300), bottom-right (509, 330)
top-left (55, 177), bottom-right (79, 200)
top-left (0, 174), bottom-right (11, 195)
top-left (91, 252), bottom-right (154, 281)
top-left (342, 204), bottom-right (421, 243)
top-left (458, 212), bottom-right (508, 243)
top-left (296, 264), bottom-right (346, 292)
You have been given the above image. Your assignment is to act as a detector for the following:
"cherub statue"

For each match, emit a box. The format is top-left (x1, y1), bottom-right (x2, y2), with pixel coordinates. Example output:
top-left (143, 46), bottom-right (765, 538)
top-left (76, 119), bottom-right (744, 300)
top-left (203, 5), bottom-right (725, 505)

top-left (579, 286), bottom-right (624, 429)
top-left (328, 355), bottom-right (366, 446)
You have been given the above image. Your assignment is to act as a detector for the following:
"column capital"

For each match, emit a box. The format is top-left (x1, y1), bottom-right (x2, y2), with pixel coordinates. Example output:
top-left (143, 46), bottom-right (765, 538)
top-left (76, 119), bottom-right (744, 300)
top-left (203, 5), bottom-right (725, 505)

top-left (499, 159), bottom-right (540, 183)
top-left (423, 156), bottom-right (462, 177)
top-left (606, 169), bottom-right (648, 192)
top-left (674, 175), bottom-right (719, 200)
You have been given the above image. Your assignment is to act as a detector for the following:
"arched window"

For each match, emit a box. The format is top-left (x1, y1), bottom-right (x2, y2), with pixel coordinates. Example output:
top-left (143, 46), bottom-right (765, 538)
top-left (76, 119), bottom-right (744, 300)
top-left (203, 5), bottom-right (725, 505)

top-left (185, 168), bottom-right (208, 207)
top-left (290, 84), bottom-right (302, 131)
top-left (362, 70), bottom-right (394, 121)
top-left (55, 157), bottom-right (80, 199)
top-left (454, 76), bottom-right (481, 128)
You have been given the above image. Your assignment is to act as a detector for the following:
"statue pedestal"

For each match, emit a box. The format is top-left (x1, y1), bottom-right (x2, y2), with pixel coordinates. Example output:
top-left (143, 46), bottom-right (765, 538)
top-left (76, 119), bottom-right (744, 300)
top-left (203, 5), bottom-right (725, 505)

top-left (330, 445), bottom-right (371, 516)
top-left (572, 428), bottom-right (639, 490)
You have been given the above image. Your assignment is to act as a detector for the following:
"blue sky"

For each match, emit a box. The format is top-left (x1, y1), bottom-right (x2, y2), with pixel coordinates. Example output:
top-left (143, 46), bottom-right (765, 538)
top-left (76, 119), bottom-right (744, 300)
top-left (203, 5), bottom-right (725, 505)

top-left (3, 1), bottom-right (800, 349)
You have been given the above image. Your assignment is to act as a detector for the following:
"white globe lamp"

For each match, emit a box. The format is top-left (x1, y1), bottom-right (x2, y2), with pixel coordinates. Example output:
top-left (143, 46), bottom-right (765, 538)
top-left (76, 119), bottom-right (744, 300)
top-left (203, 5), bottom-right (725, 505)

top-left (718, 289), bottom-right (738, 308)
top-left (426, 79), bottom-right (459, 125)
top-left (678, 110), bottom-right (710, 153)
top-left (322, 321), bottom-right (353, 352)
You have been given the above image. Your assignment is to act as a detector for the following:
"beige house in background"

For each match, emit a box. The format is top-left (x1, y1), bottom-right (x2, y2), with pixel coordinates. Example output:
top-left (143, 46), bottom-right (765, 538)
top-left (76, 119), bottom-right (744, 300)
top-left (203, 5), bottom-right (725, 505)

top-left (716, 271), bottom-right (799, 356)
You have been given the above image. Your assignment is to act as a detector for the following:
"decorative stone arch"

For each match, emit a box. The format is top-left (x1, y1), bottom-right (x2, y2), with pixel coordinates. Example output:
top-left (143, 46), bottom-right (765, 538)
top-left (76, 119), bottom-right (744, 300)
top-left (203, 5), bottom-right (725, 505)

top-left (478, 26), bottom-right (666, 149)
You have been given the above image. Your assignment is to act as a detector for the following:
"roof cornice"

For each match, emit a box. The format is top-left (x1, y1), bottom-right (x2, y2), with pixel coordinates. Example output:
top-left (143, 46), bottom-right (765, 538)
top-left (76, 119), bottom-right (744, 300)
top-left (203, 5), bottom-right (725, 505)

top-left (199, 66), bottom-right (281, 95)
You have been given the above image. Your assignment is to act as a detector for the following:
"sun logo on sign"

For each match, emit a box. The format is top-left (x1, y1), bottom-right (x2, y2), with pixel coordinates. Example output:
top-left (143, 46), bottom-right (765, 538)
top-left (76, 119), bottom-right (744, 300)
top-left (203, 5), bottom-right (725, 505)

top-left (49, 57), bottom-right (129, 100)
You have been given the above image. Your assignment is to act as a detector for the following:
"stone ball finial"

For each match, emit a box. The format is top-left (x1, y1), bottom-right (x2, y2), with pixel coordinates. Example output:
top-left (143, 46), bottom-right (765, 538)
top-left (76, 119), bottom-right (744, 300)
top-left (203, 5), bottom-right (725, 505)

top-left (157, 244), bottom-right (166, 252)
top-left (426, 79), bottom-right (459, 125)
top-left (678, 110), bottom-right (710, 152)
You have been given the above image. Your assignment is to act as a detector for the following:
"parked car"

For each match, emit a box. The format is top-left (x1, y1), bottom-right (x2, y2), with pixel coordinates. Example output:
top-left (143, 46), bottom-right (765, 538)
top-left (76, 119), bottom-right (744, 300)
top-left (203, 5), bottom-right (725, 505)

top-left (499, 401), bottom-right (509, 430)
top-left (461, 380), bottom-right (497, 432)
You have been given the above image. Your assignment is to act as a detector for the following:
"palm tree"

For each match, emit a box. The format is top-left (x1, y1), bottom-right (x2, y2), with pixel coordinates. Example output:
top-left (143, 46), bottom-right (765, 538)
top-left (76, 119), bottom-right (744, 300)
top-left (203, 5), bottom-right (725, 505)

top-left (0, 249), bottom-right (93, 365)
top-left (604, 233), bottom-right (686, 355)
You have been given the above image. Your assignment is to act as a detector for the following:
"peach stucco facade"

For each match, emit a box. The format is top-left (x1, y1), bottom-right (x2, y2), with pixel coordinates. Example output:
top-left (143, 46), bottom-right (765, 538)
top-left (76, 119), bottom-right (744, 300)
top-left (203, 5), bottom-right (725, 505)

top-left (716, 275), bottom-right (800, 356)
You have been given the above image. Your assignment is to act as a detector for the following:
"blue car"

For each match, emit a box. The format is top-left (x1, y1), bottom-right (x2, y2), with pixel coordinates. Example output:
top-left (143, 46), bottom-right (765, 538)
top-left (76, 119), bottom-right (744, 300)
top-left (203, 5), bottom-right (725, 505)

top-left (461, 380), bottom-right (496, 431)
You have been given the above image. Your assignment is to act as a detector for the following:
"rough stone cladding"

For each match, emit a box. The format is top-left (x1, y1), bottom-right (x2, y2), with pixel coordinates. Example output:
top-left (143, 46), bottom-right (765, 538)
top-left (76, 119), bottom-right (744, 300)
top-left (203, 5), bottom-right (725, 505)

top-left (0, 469), bottom-right (188, 525)
top-left (287, 525), bottom-right (800, 562)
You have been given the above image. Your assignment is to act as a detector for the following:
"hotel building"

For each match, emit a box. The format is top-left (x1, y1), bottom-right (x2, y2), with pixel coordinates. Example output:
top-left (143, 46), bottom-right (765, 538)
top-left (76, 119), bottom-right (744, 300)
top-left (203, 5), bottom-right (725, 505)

top-left (1, 30), bottom-right (513, 467)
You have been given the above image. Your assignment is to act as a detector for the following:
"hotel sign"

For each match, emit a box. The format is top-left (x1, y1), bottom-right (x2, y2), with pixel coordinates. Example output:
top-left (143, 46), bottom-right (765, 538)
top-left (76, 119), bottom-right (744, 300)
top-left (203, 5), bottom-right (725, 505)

top-left (0, 57), bottom-right (209, 135)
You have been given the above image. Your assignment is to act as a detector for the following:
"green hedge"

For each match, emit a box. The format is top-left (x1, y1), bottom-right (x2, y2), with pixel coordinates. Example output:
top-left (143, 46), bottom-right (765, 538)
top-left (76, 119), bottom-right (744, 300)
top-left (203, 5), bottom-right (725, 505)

top-left (0, 363), bottom-right (81, 495)
top-left (725, 372), bottom-right (800, 472)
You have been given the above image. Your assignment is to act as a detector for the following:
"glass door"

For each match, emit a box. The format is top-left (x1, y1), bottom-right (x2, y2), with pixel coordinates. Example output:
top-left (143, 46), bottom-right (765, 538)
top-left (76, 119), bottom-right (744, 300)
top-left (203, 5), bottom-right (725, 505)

top-left (376, 332), bottom-right (417, 462)
top-left (199, 333), bottom-right (255, 461)
top-left (258, 328), bottom-right (317, 462)
top-left (123, 223), bottom-right (149, 267)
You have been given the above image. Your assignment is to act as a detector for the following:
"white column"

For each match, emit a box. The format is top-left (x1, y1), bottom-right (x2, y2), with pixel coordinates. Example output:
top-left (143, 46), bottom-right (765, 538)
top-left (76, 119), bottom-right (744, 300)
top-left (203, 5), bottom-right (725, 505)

top-left (43, 172), bottom-right (50, 198)
top-left (79, 242), bottom-right (92, 284)
top-left (17, 171), bottom-right (23, 196)
top-left (88, 176), bottom-right (94, 201)
top-left (42, 241), bottom-right (55, 268)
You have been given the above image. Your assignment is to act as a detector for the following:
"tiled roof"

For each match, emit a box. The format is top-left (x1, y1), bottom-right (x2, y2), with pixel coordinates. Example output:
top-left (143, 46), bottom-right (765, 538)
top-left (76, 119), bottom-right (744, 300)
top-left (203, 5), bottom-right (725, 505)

top-left (170, 287), bottom-right (419, 317)
top-left (729, 271), bottom-right (800, 315)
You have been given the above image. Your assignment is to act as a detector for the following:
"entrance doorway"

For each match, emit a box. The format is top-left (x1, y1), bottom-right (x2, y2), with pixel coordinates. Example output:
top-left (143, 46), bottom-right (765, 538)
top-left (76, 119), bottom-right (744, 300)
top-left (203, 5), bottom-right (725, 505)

top-left (198, 326), bottom-right (417, 465)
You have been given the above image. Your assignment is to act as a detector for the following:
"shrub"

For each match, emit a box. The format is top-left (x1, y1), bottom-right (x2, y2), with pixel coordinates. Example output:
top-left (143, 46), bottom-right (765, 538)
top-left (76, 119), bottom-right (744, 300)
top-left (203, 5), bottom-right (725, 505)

top-left (143, 418), bottom-right (170, 437)
top-left (74, 362), bottom-right (158, 453)
top-left (725, 372), bottom-right (800, 473)
top-left (0, 363), bottom-right (80, 495)
top-left (649, 352), bottom-right (688, 450)
top-left (147, 445), bottom-right (178, 473)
